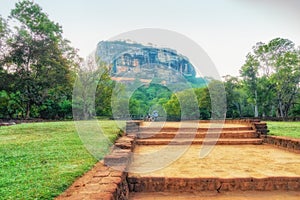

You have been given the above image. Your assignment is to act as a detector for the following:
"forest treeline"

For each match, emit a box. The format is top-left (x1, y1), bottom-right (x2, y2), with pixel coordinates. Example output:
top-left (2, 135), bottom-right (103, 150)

top-left (0, 1), bottom-right (299, 120)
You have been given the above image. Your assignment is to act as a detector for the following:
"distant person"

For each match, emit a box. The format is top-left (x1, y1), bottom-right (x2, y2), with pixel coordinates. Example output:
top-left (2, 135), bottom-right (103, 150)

top-left (145, 113), bottom-right (151, 121)
top-left (152, 111), bottom-right (158, 121)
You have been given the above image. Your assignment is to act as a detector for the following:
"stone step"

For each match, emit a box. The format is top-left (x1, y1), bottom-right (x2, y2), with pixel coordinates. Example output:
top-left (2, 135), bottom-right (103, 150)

top-left (139, 127), bottom-right (253, 133)
top-left (136, 138), bottom-right (263, 145)
top-left (129, 191), bottom-right (300, 200)
top-left (138, 130), bottom-right (258, 139)
top-left (127, 176), bottom-right (300, 193)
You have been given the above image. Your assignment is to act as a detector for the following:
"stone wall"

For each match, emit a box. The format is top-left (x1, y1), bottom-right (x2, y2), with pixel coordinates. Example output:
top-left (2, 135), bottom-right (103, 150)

top-left (102, 134), bottom-right (137, 199)
top-left (204, 119), bottom-right (269, 135)
top-left (55, 162), bottom-right (129, 200)
top-left (125, 121), bottom-right (141, 134)
top-left (127, 177), bottom-right (300, 192)
top-left (263, 135), bottom-right (300, 153)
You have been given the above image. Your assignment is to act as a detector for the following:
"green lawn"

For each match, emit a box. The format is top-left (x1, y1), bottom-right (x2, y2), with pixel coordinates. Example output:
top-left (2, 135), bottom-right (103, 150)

top-left (267, 121), bottom-right (300, 138)
top-left (0, 120), bottom-right (124, 200)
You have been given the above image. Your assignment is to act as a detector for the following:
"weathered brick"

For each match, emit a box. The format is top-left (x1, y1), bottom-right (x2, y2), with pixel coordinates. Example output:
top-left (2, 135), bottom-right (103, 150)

top-left (94, 170), bottom-right (110, 177)
top-left (274, 180), bottom-right (288, 190)
top-left (89, 192), bottom-right (113, 200)
top-left (104, 154), bottom-right (130, 166)
top-left (101, 177), bottom-right (122, 185)
top-left (288, 181), bottom-right (300, 190)
top-left (90, 177), bottom-right (102, 184)
top-left (240, 181), bottom-right (253, 191)
top-left (99, 183), bottom-right (118, 193)
top-left (80, 184), bottom-right (102, 192)
top-left (264, 181), bottom-right (274, 191)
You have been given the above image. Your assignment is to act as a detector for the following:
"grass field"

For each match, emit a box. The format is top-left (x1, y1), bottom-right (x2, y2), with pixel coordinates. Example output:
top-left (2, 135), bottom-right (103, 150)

top-left (0, 120), bottom-right (124, 200)
top-left (267, 121), bottom-right (300, 138)
top-left (1, 120), bottom-right (299, 199)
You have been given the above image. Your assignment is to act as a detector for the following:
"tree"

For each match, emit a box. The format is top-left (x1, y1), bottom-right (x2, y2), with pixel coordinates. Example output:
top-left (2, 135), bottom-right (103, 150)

top-left (73, 54), bottom-right (100, 120)
top-left (0, 15), bottom-right (12, 92)
top-left (241, 38), bottom-right (300, 118)
top-left (3, 0), bottom-right (77, 118)
top-left (207, 80), bottom-right (227, 119)
top-left (223, 75), bottom-right (242, 118)
top-left (271, 50), bottom-right (300, 117)
top-left (195, 87), bottom-right (211, 119)
top-left (240, 54), bottom-right (259, 117)
top-left (164, 87), bottom-right (211, 120)
top-left (290, 92), bottom-right (300, 116)
top-left (95, 67), bottom-right (116, 117)
top-left (164, 93), bottom-right (180, 120)
top-left (0, 15), bottom-right (8, 60)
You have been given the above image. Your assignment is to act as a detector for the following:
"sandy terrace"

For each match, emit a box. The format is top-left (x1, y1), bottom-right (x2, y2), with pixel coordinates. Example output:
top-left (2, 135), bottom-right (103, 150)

top-left (128, 145), bottom-right (300, 178)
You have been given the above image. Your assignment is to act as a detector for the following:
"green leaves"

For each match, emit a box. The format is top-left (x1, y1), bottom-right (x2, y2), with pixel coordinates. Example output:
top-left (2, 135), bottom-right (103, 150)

top-left (10, 0), bottom-right (62, 41)
top-left (240, 38), bottom-right (300, 118)
top-left (128, 83), bottom-right (173, 117)
top-left (0, 0), bottom-right (79, 119)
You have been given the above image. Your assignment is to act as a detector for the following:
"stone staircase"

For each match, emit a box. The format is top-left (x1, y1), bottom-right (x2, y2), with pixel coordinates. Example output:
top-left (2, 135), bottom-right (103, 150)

top-left (135, 124), bottom-right (263, 145)
top-left (127, 121), bottom-right (300, 197)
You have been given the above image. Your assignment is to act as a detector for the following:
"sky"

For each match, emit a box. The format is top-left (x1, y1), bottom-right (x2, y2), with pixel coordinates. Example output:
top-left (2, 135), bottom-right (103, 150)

top-left (1, 0), bottom-right (300, 77)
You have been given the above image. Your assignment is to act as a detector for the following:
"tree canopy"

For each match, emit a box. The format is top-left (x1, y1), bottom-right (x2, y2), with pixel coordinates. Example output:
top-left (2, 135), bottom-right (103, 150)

top-left (239, 38), bottom-right (300, 118)
top-left (0, 1), bottom-right (299, 120)
top-left (0, 0), bottom-right (78, 119)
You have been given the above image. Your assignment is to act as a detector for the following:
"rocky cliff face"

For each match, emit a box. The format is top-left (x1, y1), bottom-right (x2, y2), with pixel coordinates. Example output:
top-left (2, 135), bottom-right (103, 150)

top-left (96, 41), bottom-right (198, 85)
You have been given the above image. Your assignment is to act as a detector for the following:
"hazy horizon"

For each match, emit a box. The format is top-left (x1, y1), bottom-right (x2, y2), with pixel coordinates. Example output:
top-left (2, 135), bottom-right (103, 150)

top-left (1, 0), bottom-right (299, 77)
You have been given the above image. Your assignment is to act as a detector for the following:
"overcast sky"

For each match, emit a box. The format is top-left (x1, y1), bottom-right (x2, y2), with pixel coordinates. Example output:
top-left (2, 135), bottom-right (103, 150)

top-left (1, 0), bottom-right (300, 77)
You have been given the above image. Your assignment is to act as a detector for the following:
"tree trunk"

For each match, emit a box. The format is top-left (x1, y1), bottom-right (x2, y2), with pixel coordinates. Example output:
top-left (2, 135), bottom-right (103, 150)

top-left (254, 90), bottom-right (258, 117)
top-left (284, 87), bottom-right (298, 118)
top-left (25, 101), bottom-right (31, 119)
top-left (234, 102), bottom-right (241, 118)
top-left (237, 103), bottom-right (242, 117)
top-left (270, 105), bottom-right (274, 117)
top-left (278, 99), bottom-right (284, 118)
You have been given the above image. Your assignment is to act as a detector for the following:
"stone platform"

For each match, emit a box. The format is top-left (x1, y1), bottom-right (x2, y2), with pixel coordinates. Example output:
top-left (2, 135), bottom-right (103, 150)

top-left (56, 120), bottom-right (300, 199)
top-left (128, 145), bottom-right (300, 192)
top-left (128, 120), bottom-right (300, 199)
top-left (129, 145), bottom-right (300, 179)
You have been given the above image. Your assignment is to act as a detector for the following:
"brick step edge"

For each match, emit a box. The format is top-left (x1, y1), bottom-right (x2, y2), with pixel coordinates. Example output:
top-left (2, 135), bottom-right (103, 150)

top-left (127, 176), bottom-right (300, 192)
top-left (138, 132), bottom-right (259, 139)
top-left (136, 139), bottom-right (263, 145)
top-left (139, 127), bottom-right (253, 131)
top-left (140, 130), bottom-right (256, 134)
top-left (263, 135), bottom-right (300, 153)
